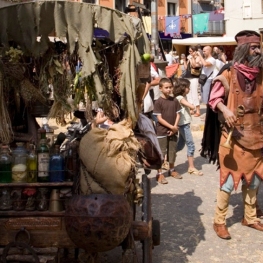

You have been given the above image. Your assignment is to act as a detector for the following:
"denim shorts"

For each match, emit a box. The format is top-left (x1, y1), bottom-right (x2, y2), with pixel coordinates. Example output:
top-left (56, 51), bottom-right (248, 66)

top-left (177, 123), bottom-right (195, 157)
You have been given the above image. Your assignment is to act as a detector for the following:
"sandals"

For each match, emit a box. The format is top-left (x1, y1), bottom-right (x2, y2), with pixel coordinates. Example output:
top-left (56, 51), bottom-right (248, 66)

top-left (168, 170), bottom-right (182, 179)
top-left (156, 174), bottom-right (168, 184)
top-left (188, 168), bottom-right (203, 176)
top-left (161, 160), bottom-right (170, 170)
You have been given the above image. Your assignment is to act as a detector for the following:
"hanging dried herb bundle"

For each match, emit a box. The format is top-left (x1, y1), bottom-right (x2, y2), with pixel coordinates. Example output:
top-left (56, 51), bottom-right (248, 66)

top-left (0, 70), bottom-right (13, 143)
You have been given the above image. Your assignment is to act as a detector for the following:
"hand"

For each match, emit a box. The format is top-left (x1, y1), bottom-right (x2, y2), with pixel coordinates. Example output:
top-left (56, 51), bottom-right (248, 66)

top-left (223, 108), bottom-right (237, 128)
top-left (170, 125), bottom-right (179, 133)
top-left (187, 55), bottom-right (192, 60)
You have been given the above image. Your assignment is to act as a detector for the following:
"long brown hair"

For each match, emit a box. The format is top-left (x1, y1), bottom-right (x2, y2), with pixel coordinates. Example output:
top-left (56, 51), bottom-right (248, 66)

top-left (173, 78), bottom-right (190, 97)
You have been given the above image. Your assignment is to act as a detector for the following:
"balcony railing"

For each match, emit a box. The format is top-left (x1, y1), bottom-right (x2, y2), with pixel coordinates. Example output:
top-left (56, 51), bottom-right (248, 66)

top-left (199, 20), bottom-right (225, 35)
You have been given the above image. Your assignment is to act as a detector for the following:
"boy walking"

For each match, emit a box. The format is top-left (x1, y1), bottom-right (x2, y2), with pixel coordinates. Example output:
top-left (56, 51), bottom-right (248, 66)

top-left (153, 78), bottom-right (182, 184)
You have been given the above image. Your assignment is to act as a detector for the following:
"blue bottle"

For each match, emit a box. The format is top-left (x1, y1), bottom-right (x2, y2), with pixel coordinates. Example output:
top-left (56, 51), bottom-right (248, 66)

top-left (49, 145), bottom-right (65, 182)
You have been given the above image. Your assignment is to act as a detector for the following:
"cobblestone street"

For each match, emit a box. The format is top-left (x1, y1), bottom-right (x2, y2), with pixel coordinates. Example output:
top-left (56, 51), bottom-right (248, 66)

top-left (48, 107), bottom-right (263, 263)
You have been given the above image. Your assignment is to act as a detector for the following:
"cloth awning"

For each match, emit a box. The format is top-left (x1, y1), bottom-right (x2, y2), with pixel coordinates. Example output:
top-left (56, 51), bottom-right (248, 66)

top-left (172, 36), bottom-right (236, 46)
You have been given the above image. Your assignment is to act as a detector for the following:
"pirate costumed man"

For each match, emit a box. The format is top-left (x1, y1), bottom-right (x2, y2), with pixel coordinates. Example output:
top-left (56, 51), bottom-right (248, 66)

top-left (201, 30), bottom-right (263, 239)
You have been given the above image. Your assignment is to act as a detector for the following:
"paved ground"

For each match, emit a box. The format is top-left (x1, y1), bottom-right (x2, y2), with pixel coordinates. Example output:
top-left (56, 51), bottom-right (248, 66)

top-left (47, 107), bottom-right (263, 263)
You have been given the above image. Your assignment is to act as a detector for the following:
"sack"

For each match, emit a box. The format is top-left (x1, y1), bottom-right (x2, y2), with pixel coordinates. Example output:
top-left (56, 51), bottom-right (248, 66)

top-left (143, 91), bottom-right (154, 113)
top-left (134, 133), bottom-right (162, 170)
top-left (79, 120), bottom-right (140, 194)
top-left (198, 74), bottom-right (208, 85)
top-left (191, 67), bottom-right (202, 77)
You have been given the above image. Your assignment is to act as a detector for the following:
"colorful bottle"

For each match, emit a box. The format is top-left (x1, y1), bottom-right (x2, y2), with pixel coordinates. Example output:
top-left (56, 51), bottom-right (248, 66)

top-left (27, 144), bottom-right (37, 183)
top-left (0, 145), bottom-right (12, 183)
top-left (49, 145), bottom-right (65, 182)
top-left (12, 142), bottom-right (28, 183)
top-left (37, 139), bottom-right (50, 182)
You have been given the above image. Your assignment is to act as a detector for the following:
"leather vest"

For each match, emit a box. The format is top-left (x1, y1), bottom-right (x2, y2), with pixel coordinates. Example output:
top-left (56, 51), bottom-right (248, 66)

top-left (227, 67), bottom-right (263, 150)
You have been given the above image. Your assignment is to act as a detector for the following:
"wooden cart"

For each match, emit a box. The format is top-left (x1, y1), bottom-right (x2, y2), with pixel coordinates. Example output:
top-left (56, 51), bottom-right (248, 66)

top-left (0, 1), bottom-right (160, 262)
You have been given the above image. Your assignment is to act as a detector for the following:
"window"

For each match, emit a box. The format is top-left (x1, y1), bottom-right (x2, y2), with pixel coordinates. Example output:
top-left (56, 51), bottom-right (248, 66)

top-left (82, 0), bottom-right (97, 3)
top-left (144, 0), bottom-right (151, 10)
top-left (243, 0), bottom-right (252, 19)
top-left (167, 1), bottom-right (178, 16)
top-left (115, 0), bottom-right (128, 12)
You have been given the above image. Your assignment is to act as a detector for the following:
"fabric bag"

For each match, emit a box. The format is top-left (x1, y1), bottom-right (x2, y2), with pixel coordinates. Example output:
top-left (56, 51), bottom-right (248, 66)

top-left (134, 133), bottom-right (162, 170)
top-left (190, 67), bottom-right (202, 77)
top-left (198, 71), bottom-right (213, 85)
top-left (143, 91), bottom-right (154, 113)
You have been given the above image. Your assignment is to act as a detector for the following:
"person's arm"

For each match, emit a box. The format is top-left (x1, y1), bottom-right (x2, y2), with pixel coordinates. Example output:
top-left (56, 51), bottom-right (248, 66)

top-left (209, 79), bottom-right (236, 127)
top-left (216, 102), bottom-right (236, 128)
top-left (156, 115), bottom-right (175, 131)
top-left (95, 110), bottom-right (108, 125)
top-left (221, 53), bottom-right (227, 64)
top-left (179, 97), bottom-right (195, 111)
top-left (142, 82), bottom-right (151, 101)
top-left (189, 57), bottom-right (201, 69)
top-left (156, 114), bottom-right (179, 135)
top-left (197, 52), bottom-right (212, 67)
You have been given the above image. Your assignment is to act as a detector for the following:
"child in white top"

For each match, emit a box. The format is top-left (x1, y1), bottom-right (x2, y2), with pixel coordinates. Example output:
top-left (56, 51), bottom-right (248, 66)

top-left (173, 78), bottom-right (203, 176)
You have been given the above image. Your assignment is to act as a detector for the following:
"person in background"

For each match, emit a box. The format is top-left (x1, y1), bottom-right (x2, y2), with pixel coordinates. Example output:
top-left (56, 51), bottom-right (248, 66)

top-left (142, 55), bottom-right (161, 118)
top-left (157, 47), bottom-right (163, 60)
top-left (197, 46), bottom-right (216, 105)
top-left (153, 78), bottom-right (182, 184)
top-left (164, 49), bottom-right (174, 66)
top-left (197, 44), bottom-right (204, 58)
top-left (213, 46), bottom-right (219, 55)
top-left (172, 51), bottom-right (179, 64)
top-left (179, 53), bottom-right (186, 77)
top-left (174, 78), bottom-right (203, 175)
top-left (217, 46), bottom-right (227, 64)
top-left (93, 108), bottom-right (114, 129)
top-left (184, 46), bottom-right (202, 117)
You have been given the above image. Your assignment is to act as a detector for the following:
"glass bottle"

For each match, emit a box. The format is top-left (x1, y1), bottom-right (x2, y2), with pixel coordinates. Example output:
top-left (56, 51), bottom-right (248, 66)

top-left (49, 145), bottom-right (65, 182)
top-left (27, 144), bottom-right (37, 183)
top-left (12, 142), bottom-right (28, 183)
top-left (37, 139), bottom-right (50, 182)
top-left (0, 187), bottom-right (12, 210)
top-left (38, 127), bottom-right (47, 146)
top-left (36, 187), bottom-right (49, 211)
top-left (0, 145), bottom-right (12, 183)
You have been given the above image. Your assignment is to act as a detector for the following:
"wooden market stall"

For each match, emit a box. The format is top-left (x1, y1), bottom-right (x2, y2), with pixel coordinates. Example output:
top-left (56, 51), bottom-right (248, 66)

top-left (0, 1), bottom-right (160, 263)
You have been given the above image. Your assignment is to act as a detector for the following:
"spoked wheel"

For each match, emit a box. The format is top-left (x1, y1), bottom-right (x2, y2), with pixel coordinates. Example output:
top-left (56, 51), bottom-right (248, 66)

top-left (122, 174), bottom-right (160, 263)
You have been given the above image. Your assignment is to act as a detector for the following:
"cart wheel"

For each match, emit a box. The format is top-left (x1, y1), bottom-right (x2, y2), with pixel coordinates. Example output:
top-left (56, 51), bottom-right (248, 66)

top-left (152, 219), bottom-right (161, 246)
top-left (141, 174), bottom-right (152, 263)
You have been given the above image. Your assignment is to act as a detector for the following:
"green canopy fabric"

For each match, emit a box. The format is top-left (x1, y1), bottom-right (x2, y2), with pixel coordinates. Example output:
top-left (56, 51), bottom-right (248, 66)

top-left (0, 1), bottom-right (150, 122)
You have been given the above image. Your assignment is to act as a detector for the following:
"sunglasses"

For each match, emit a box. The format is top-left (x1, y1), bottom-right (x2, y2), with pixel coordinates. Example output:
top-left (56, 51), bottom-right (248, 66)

top-left (250, 45), bottom-right (261, 50)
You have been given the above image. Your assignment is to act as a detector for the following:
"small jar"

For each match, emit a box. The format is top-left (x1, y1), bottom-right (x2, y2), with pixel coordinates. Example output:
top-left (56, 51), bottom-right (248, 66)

top-left (0, 187), bottom-right (12, 210)
top-left (23, 188), bottom-right (37, 211)
top-left (36, 188), bottom-right (49, 211)
top-left (11, 187), bottom-right (26, 211)
top-left (12, 142), bottom-right (28, 183)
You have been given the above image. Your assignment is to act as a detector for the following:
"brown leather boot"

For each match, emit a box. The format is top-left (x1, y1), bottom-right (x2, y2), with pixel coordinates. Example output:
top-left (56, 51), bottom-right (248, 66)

top-left (213, 223), bottom-right (231, 239)
top-left (241, 218), bottom-right (263, 231)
